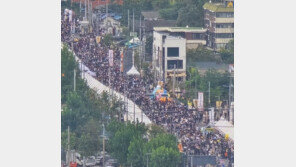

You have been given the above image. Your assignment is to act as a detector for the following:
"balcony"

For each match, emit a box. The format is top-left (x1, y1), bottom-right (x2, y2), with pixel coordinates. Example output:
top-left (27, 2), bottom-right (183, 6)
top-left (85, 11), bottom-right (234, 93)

top-left (215, 18), bottom-right (234, 23)
top-left (215, 28), bottom-right (234, 33)
top-left (215, 38), bottom-right (233, 44)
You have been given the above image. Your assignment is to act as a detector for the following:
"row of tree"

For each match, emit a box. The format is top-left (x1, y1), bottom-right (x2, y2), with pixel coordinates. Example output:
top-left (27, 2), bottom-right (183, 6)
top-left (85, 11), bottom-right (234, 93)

top-left (107, 0), bottom-right (212, 27)
top-left (183, 67), bottom-right (231, 108)
top-left (61, 45), bottom-right (123, 156)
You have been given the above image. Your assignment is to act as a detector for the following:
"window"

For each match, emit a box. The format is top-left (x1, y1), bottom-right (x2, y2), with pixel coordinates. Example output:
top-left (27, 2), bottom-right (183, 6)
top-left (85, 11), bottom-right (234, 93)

top-left (192, 33), bottom-right (202, 39)
top-left (167, 47), bottom-right (179, 57)
top-left (216, 23), bottom-right (234, 28)
top-left (216, 12), bottom-right (234, 18)
top-left (216, 33), bottom-right (233, 38)
top-left (167, 60), bottom-right (183, 70)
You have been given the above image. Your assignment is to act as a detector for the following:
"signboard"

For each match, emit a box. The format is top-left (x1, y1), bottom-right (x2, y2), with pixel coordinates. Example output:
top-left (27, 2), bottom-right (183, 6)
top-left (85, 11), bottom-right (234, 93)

top-left (108, 50), bottom-right (114, 67)
top-left (197, 92), bottom-right (204, 111)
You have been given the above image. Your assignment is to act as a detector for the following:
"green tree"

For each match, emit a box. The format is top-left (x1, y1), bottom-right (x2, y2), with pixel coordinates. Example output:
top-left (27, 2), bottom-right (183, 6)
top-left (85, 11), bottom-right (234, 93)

top-left (109, 122), bottom-right (147, 165)
top-left (220, 39), bottom-right (234, 64)
top-left (150, 146), bottom-right (181, 167)
top-left (127, 137), bottom-right (146, 167)
top-left (149, 124), bottom-right (166, 139)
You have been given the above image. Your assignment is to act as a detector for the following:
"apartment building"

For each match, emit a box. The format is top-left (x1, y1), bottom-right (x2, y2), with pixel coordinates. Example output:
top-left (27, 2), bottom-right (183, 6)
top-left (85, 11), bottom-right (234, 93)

top-left (203, 0), bottom-right (234, 50)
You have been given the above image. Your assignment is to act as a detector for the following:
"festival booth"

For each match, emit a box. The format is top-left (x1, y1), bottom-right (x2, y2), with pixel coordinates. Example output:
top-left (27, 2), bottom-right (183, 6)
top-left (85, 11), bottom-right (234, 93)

top-left (213, 117), bottom-right (234, 141)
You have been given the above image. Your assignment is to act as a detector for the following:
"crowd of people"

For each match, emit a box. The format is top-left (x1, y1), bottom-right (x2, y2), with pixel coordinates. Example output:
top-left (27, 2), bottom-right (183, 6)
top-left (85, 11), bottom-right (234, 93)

top-left (61, 13), bottom-right (234, 164)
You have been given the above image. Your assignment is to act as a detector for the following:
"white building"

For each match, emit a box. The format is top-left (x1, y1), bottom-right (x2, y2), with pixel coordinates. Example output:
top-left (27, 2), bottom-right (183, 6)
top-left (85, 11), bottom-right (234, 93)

top-left (152, 30), bottom-right (186, 84)
top-left (152, 27), bottom-right (207, 84)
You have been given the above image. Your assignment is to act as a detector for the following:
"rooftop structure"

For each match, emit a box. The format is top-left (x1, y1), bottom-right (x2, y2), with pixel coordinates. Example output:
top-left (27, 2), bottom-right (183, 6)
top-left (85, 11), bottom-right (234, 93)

top-left (141, 11), bottom-right (160, 20)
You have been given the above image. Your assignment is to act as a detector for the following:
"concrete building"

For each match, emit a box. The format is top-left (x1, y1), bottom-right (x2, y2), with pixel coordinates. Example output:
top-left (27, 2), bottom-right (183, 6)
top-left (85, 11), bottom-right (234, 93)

top-left (203, 0), bottom-right (234, 50)
top-left (154, 27), bottom-right (207, 49)
top-left (152, 27), bottom-right (208, 84)
top-left (152, 29), bottom-right (186, 84)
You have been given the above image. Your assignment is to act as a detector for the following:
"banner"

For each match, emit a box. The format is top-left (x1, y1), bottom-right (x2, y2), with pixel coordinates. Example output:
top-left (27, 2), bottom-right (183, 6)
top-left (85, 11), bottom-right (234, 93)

top-left (108, 50), bottom-right (113, 67)
top-left (197, 92), bottom-right (204, 111)
top-left (120, 50), bottom-right (124, 72)
top-left (216, 101), bottom-right (222, 109)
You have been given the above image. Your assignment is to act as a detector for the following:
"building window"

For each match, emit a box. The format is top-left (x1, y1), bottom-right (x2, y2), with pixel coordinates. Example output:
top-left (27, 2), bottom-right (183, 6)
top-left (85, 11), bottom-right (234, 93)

top-left (167, 60), bottom-right (183, 69)
top-left (167, 47), bottom-right (179, 57)
top-left (216, 23), bottom-right (234, 28)
top-left (216, 33), bottom-right (233, 38)
top-left (216, 12), bottom-right (234, 18)
top-left (192, 33), bottom-right (202, 39)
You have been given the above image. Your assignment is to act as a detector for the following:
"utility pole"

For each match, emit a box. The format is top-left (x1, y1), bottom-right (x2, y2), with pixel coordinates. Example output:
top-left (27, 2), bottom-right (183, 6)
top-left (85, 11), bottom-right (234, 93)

top-left (74, 69), bottom-right (76, 91)
top-left (102, 124), bottom-right (105, 167)
top-left (84, 0), bottom-right (87, 19)
top-left (208, 81), bottom-right (211, 106)
top-left (134, 100), bottom-right (136, 123)
top-left (139, 15), bottom-right (142, 68)
top-left (106, 0), bottom-right (108, 17)
top-left (128, 9), bottom-right (130, 31)
top-left (173, 64), bottom-right (176, 96)
top-left (67, 126), bottom-right (70, 167)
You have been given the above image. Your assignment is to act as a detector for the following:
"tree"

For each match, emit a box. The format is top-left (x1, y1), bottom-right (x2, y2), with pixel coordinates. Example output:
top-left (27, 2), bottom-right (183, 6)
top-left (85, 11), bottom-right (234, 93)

top-left (101, 34), bottom-right (113, 47)
top-left (149, 124), bottom-right (166, 139)
top-left (109, 122), bottom-right (147, 165)
top-left (220, 39), bottom-right (234, 64)
top-left (61, 131), bottom-right (78, 150)
top-left (127, 137), bottom-right (146, 167)
top-left (77, 119), bottom-right (101, 157)
top-left (145, 133), bottom-right (179, 153)
top-left (150, 146), bottom-right (181, 167)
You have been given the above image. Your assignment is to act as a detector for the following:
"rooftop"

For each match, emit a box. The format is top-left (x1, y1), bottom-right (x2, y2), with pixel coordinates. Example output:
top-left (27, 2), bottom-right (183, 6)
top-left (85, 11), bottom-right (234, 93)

top-left (154, 27), bottom-right (206, 33)
top-left (141, 11), bottom-right (160, 20)
top-left (194, 62), bottom-right (229, 71)
top-left (203, 2), bottom-right (234, 12)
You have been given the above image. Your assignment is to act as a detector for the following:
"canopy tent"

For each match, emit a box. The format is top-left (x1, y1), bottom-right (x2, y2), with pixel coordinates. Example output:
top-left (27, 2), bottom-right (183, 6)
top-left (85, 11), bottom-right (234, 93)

top-left (126, 65), bottom-right (140, 76)
top-left (129, 37), bottom-right (140, 44)
top-left (213, 117), bottom-right (234, 141)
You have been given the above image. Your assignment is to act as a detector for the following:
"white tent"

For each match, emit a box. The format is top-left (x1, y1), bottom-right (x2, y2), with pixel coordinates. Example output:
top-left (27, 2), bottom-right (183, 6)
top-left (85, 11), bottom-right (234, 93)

top-left (213, 117), bottom-right (234, 141)
top-left (126, 65), bottom-right (140, 76)
top-left (129, 37), bottom-right (140, 44)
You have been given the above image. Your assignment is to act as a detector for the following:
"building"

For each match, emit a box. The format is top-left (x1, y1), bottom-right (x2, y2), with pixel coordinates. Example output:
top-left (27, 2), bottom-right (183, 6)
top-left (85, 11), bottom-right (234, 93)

top-left (71, 0), bottom-right (123, 9)
top-left (154, 27), bottom-right (207, 49)
top-left (152, 27), bottom-right (208, 84)
top-left (141, 11), bottom-right (160, 21)
top-left (152, 29), bottom-right (186, 84)
top-left (203, 0), bottom-right (234, 50)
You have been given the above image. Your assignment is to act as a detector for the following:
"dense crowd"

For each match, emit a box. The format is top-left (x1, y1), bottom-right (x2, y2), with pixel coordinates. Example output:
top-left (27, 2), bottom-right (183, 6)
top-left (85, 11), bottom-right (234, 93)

top-left (61, 14), bottom-right (234, 163)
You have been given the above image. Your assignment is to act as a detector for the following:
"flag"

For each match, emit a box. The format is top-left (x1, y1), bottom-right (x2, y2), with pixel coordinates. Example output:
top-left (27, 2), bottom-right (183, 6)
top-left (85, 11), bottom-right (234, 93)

top-left (178, 143), bottom-right (183, 152)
